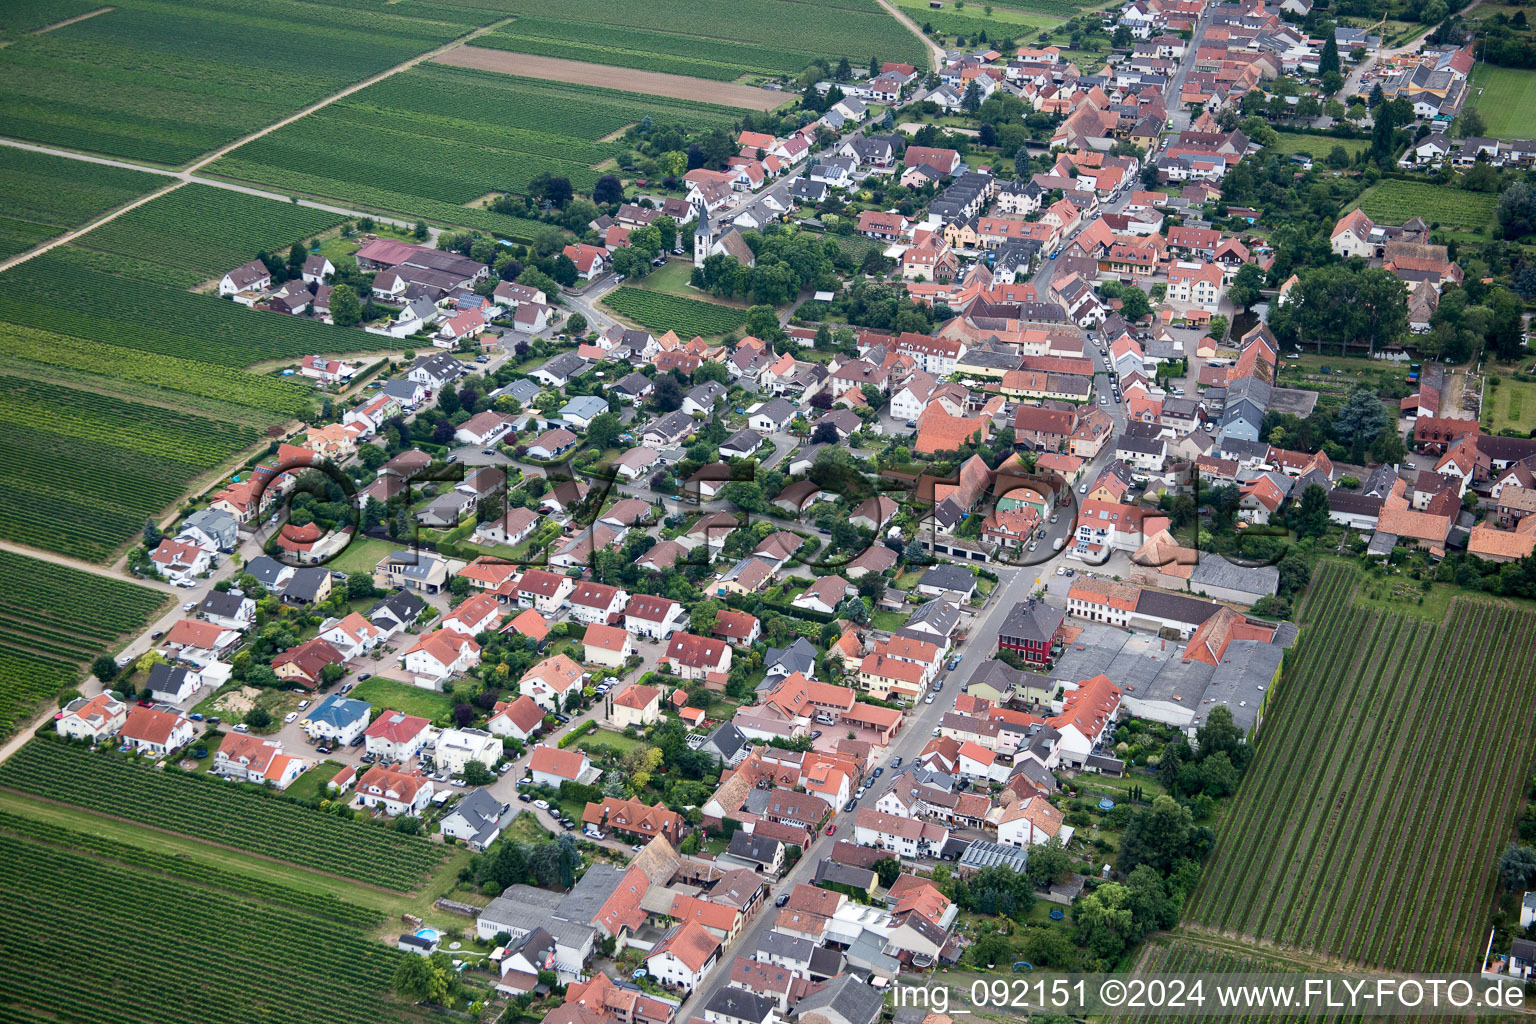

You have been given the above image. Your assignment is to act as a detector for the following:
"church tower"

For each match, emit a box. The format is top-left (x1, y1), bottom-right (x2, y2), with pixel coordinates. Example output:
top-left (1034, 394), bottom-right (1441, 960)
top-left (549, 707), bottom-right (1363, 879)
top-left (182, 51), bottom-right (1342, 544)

top-left (692, 194), bottom-right (718, 269)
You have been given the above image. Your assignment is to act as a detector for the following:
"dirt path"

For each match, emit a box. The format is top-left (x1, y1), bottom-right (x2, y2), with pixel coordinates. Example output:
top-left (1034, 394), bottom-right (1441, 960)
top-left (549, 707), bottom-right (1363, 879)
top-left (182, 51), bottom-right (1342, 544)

top-left (874, 0), bottom-right (946, 70)
top-left (433, 46), bottom-right (788, 109)
top-left (30, 5), bottom-right (114, 35)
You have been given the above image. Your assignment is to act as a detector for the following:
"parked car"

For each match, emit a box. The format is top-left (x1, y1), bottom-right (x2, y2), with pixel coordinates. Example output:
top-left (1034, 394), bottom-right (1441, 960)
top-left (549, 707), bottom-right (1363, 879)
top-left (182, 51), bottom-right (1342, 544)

top-left (924, 694), bottom-right (935, 704)
top-left (233, 723), bottom-right (249, 733)
top-left (518, 792), bottom-right (532, 803)
top-left (844, 799), bottom-right (857, 812)
top-left (775, 893), bottom-right (791, 907)
top-left (947, 656), bottom-right (961, 671)
top-left (534, 799), bottom-right (550, 810)
top-left (891, 756), bottom-right (902, 768)
top-left (317, 745), bottom-right (332, 754)
top-left (181, 602), bottom-right (195, 612)
top-left (872, 766), bottom-right (883, 777)
top-left (297, 700), bottom-right (310, 710)
top-left (284, 712), bottom-right (298, 724)
top-left (189, 713), bottom-right (204, 722)
top-left (357, 673), bottom-right (372, 682)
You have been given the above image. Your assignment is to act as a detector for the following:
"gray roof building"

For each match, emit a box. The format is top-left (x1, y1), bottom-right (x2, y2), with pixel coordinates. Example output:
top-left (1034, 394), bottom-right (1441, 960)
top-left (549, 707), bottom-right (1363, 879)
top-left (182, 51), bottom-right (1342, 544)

top-left (795, 972), bottom-right (884, 1024)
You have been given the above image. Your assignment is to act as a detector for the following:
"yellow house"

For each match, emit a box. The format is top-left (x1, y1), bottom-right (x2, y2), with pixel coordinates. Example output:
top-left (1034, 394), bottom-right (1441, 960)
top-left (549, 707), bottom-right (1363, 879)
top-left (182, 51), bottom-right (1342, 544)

top-left (609, 683), bottom-right (661, 728)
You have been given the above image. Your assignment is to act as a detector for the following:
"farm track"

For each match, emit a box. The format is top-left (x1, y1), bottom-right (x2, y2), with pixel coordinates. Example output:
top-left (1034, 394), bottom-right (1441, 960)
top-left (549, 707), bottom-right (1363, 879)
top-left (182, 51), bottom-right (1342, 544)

top-left (433, 46), bottom-right (788, 108)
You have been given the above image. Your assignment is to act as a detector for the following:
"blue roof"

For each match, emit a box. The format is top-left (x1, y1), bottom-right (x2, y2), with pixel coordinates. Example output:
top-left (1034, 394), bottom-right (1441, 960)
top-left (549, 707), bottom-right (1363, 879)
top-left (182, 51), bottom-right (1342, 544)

top-left (308, 695), bottom-right (370, 728)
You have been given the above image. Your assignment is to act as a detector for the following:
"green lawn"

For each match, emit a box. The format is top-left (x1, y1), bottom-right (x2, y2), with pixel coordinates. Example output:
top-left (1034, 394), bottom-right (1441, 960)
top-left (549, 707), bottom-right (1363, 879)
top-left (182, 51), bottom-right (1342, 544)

top-left (871, 609), bottom-right (909, 631)
top-left (349, 677), bottom-right (455, 722)
top-left (285, 760), bottom-right (343, 803)
top-left (503, 811), bottom-right (554, 844)
top-left (1487, 377), bottom-right (1536, 433)
top-left (324, 536), bottom-right (396, 577)
top-left (635, 259), bottom-right (716, 299)
top-left (577, 728), bottom-right (647, 756)
top-left (1469, 63), bottom-right (1536, 138)
top-left (1267, 133), bottom-right (1367, 160)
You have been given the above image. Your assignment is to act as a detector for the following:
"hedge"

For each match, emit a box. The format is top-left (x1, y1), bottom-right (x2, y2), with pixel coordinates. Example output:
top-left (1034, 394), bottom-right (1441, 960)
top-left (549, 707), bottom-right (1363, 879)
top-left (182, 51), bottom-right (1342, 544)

top-left (558, 720), bottom-right (598, 748)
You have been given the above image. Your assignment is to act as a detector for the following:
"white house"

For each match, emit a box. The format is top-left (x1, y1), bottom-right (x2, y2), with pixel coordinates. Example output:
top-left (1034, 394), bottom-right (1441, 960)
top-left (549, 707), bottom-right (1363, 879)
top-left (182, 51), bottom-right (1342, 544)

top-left (851, 808), bottom-right (950, 859)
top-left (609, 683), bottom-right (661, 728)
top-left (364, 711), bottom-right (435, 761)
top-left (528, 744), bottom-right (592, 788)
top-left (317, 612), bottom-right (386, 660)
top-left (582, 623), bottom-right (635, 669)
top-left (144, 663), bottom-right (203, 704)
top-left (149, 538), bottom-right (213, 583)
top-left (567, 581), bottom-right (629, 627)
top-left (993, 795), bottom-right (1073, 848)
top-left (118, 706), bottom-right (195, 756)
top-left (215, 733), bottom-right (308, 789)
top-left (55, 693), bottom-right (126, 744)
top-left (623, 594), bottom-right (688, 640)
top-left (434, 728), bottom-right (502, 775)
top-left (400, 629), bottom-right (481, 685)
top-left (646, 922), bottom-right (721, 993)
top-left (521, 654), bottom-right (586, 712)
top-left (355, 765), bottom-right (434, 816)
top-left (487, 695), bottom-right (546, 741)
top-left (303, 695), bottom-right (372, 747)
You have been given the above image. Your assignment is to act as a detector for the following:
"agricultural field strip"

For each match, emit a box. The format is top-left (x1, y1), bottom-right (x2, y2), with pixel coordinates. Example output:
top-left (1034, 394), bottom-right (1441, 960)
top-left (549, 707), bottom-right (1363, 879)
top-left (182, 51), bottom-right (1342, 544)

top-left (0, 145), bottom-right (166, 260)
top-left (1191, 563), bottom-right (1353, 926)
top-left (0, 741), bottom-right (444, 890)
top-left (1189, 564), bottom-right (1354, 928)
top-left (0, 809), bottom-right (382, 928)
top-left (71, 182), bottom-right (344, 281)
top-left (604, 286), bottom-right (747, 336)
top-left (1339, 602), bottom-right (1487, 965)
top-left (1392, 611), bottom-right (1526, 969)
top-left (0, 0), bottom-right (502, 166)
top-left (0, 550), bottom-right (165, 739)
top-left (1354, 602), bottom-right (1493, 967)
top-left (1242, 604), bottom-right (1386, 940)
top-left (1263, 612), bottom-right (1409, 946)
top-left (1294, 618), bottom-right (1432, 953)
top-left (0, 832), bottom-right (401, 1024)
top-left (1436, 618), bottom-right (1536, 966)
top-left (1355, 180), bottom-right (1497, 232)
top-left (0, 322), bottom-right (315, 418)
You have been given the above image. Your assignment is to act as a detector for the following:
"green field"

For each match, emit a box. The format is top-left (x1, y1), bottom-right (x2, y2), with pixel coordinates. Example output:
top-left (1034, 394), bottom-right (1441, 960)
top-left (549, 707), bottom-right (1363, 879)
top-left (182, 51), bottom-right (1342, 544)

top-left (604, 286), bottom-right (748, 336)
top-left (350, 676), bottom-right (456, 724)
top-left (0, 145), bottom-right (165, 260)
top-left (1355, 179), bottom-right (1498, 235)
top-left (472, 0), bottom-right (932, 79)
top-left (0, 185), bottom-right (401, 560)
top-left (893, 0), bottom-right (1065, 41)
top-left (1266, 132), bottom-right (1368, 160)
top-left (1108, 935), bottom-right (1367, 1024)
top-left (0, 0), bottom-right (496, 165)
top-left (210, 65), bottom-right (742, 237)
top-left (0, 810), bottom-right (413, 1024)
top-left (1187, 563), bottom-right (1536, 971)
top-left (0, 551), bottom-right (166, 739)
top-left (1487, 377), bottom-right (1536, 434)
top-left (0, 740), bottom-right (448, 890)
top-left (73, 182), bottom-right (344, 287)
top-left (0, 0), bottom-right (103, 38)
top-left (1469, 62), bottom-right (1536, 139)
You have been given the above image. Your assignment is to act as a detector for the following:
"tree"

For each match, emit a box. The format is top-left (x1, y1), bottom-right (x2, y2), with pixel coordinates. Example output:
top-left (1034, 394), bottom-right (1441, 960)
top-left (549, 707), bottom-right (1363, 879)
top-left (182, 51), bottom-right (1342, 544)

top-left (566, 312), bottom-right (588, 336)
top-left (1197, 704), bottom-right (1243, 761)
top-left (244, 706), bottom-right (272, 730)
top-left (1318, 34), bottom-right (1340, 78)
top-left (1333, 387), bottom-right (1391, 461)
top-left (585, 411), bottom-right (622, 451)
top-left (143, 520), bottom-right (162, 548)
top-left (1197, 751), bottom-right (1240, 797)
top-left (462, 760), bottom-right (496, 786)
top-left (811, 421), bottom-right (839, 444)
top-left (329, 282), bottom-right (362, 327)
top-left (394, 951), bottom-right (455, 1005)
top-left (413, 220), bottom-right (430, 241)
top-left (1025, 836), bottom-right (1070, 888)
top-left (1118, 794), bottom-right (1195, 874)
top-left (1455, 107), bottom-right (1486, 139)
top-left (1276, 550), bottom-right (1311, 597)
top-left (690, 599), bottom-right (720, 636)
top-left (1292, 482), bottom-right (1330, 539)
top-left (593, 174), bottom-right (623, 205)
top-left (1227, 263), bottom-right (1264, 311)
top-left (961, 80), bottom-right (983, 113)
top-left (654, 375), bottom-right (683, 412)
top-left (872, 857), bottom-right (901, 887)
top-left (91, 655), bottom-right (119, 683)
top-left (1499, 845), bottom-right (1536, 890)
top-left (1074, 882), bottom-right (1135, 960)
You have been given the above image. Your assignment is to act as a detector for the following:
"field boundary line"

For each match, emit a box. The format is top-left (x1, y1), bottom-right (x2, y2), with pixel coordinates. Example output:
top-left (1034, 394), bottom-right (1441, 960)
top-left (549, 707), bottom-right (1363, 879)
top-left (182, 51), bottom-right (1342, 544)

top-left (29, 5), bottom-right (115, 35)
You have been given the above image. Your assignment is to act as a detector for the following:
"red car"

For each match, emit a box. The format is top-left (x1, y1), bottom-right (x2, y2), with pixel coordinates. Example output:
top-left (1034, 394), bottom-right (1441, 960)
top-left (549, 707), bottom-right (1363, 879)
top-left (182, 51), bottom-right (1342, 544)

top-left (825, 825), bottom-right (836, 836)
